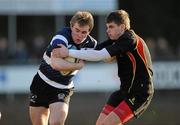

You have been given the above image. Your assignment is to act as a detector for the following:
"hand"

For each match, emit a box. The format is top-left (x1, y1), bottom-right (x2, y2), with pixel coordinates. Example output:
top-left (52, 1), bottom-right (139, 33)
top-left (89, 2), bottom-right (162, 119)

top-left (78, 60), bottom-right (85, 69)
top-left (103, 56), bottom-right (116, 63)
top-left (51, 44), bottom-right (69, 58)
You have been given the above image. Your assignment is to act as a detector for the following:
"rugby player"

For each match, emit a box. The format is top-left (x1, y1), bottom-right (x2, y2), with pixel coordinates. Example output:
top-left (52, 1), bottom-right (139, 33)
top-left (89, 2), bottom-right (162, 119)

top-left (29, 11), bottom-right (97, 125)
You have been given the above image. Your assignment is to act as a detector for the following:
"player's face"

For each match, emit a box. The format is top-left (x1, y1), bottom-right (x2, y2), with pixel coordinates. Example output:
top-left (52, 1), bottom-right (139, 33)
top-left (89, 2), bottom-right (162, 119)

top-left (71, 23), bottom-right (90, 44)
top-left (106, 22), bottom-right (125, 40)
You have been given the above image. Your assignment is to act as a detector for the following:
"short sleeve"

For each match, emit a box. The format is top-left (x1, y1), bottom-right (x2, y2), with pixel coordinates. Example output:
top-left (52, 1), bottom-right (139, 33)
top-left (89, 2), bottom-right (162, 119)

top-left (50, 35), bottom-right (68, 49)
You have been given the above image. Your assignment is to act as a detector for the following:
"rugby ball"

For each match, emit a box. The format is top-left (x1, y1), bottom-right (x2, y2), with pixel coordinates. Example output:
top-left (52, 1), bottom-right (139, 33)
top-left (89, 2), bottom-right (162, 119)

top-left (60, 56), bottom-right (79, 76)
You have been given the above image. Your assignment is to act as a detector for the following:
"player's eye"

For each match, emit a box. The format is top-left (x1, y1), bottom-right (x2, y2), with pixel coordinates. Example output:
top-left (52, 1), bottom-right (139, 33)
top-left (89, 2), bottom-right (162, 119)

top-left (109, 25), bottom-right (114, 29)
top-left (75, 28), bottom-right (80, 32)
top-left (76, 29), bottom-right (80, 32)
top-left (82, 31), bottom-right (88, 34)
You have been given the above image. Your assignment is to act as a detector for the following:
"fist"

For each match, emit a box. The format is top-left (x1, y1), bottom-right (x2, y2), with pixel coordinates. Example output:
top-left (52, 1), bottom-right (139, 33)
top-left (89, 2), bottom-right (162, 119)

top-left (51, 44), bottom-right (69, 58)
top-left (78, 60), bottom-right (85, 69)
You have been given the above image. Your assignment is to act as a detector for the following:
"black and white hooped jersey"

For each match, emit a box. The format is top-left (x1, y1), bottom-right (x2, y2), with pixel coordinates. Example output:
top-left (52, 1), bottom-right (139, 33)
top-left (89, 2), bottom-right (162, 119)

top-left (38, 27), bottom-right (97, 89)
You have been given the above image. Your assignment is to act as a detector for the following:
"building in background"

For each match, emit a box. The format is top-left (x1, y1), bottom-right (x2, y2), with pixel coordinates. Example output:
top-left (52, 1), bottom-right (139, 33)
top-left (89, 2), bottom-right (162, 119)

top-left (0, 0), bottom-right (117, 64)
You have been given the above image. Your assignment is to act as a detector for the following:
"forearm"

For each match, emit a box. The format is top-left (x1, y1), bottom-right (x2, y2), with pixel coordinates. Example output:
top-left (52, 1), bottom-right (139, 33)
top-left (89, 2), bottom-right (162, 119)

top-left (69, 48), bottom-right (111, 61)
top-left (50, 57), bottom-right (83, 71)
top-left (103, 56), bottom-right (116, 63)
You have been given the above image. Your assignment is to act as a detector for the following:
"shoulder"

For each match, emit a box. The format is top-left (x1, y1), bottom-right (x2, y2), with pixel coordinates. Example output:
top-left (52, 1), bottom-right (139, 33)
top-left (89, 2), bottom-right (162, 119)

top-left (122, 30), bottom-right (136, 41)
top-left (49, 27), bottom-right (73, 47)
top-left (119, 30), bottom-right (137, 47)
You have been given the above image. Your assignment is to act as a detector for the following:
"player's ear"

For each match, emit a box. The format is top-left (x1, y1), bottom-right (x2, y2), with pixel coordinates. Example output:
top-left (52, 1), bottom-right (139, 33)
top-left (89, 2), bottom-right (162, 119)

top-left (120, 24), bottom-right (126, 30)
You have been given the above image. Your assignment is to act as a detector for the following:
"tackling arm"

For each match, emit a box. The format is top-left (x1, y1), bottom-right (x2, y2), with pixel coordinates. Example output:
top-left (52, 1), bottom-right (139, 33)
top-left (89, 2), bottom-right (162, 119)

top-left (69, 48), bottom-right (111, 61)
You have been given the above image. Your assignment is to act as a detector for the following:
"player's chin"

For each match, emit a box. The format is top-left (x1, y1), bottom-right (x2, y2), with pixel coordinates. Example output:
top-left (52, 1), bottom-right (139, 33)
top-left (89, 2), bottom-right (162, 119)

top-left (74, 40), bottom-right (83, 44)
top-left (109, 37), bottom-right (116, 40)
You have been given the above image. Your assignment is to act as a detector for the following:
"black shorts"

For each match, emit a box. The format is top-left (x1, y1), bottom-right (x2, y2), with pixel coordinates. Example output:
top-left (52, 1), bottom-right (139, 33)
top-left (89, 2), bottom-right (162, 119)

top-left (106, 89), bottom-right (153, 118)
top-left (29, 74), bottom-right (73, 108)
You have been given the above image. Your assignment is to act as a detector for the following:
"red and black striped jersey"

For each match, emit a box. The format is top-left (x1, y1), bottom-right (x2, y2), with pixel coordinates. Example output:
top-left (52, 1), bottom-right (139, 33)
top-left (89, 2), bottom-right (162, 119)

top-left (97, 30), bottom-right (153, 95)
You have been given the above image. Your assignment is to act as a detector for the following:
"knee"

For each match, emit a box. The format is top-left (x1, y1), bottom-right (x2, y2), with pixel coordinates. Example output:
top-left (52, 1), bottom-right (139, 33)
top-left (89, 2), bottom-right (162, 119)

top-left (49, 115), bottom-right (65, 125)
top-left (49, 112), bottom-right (67, 125)
top-left (49, 120), bottom-right (65, 125)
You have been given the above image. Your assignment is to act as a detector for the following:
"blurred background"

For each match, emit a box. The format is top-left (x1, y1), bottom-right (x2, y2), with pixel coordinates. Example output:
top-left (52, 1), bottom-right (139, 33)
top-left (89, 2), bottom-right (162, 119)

top-left (0, 0), bottom-right (180, 125)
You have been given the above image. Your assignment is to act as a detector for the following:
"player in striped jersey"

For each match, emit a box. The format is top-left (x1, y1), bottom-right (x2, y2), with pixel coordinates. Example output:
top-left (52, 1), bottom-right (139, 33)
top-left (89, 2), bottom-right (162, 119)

top-left (29, 11), bottom-right (97, 125)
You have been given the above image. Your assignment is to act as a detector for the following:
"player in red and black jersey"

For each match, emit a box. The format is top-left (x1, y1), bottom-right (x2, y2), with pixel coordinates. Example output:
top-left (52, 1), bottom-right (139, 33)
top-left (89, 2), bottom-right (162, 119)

top-left (58, 10), bottom-right (154, 125)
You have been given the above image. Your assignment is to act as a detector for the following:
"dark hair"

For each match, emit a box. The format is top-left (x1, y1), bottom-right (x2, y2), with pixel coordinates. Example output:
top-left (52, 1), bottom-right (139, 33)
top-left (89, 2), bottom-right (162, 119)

top-left (106, 9), bottom-right (130, 30)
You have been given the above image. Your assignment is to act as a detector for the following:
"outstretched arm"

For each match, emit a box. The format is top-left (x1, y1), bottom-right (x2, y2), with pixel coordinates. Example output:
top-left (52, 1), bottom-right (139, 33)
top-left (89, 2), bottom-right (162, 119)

top-left (52, 44), bottom-right (112, 62)
top-left (68, 48), bottom-right (111, 61)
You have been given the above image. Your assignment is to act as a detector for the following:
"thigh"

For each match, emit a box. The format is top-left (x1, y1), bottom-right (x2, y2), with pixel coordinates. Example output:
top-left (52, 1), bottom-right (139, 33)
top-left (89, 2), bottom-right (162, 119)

top-left (48, 89), bottom-right (73, 124)
top-left (96, 90), bottom-right (124, 125)
top-left (29, 74), bottom-right (73, 107)
top-left (101, 112), bottom-right (122, 125)
top-left (29, 106), bottom-right (49, 125)
top-left (29, 74), bottom-right (50, 108)
top-left (48, 88), bottom-right (74, 105)
top-left (126, 93), bottom-right (153, 118)
top-left (49, 102), bottom-right (69, 124)
top-left (98, 90), bottom-right (124, 120)
top-left (107, 90), bottom-right (125, 107)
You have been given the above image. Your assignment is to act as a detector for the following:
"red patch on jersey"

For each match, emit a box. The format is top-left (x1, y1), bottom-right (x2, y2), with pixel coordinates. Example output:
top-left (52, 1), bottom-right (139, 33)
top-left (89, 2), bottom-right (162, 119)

top-left (136, 36), bottom-right (147, 64)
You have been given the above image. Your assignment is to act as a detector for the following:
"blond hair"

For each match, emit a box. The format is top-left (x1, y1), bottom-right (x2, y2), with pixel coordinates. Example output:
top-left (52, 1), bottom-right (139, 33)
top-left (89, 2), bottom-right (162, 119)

top-left (70, 11), bottom-right (94, 32)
